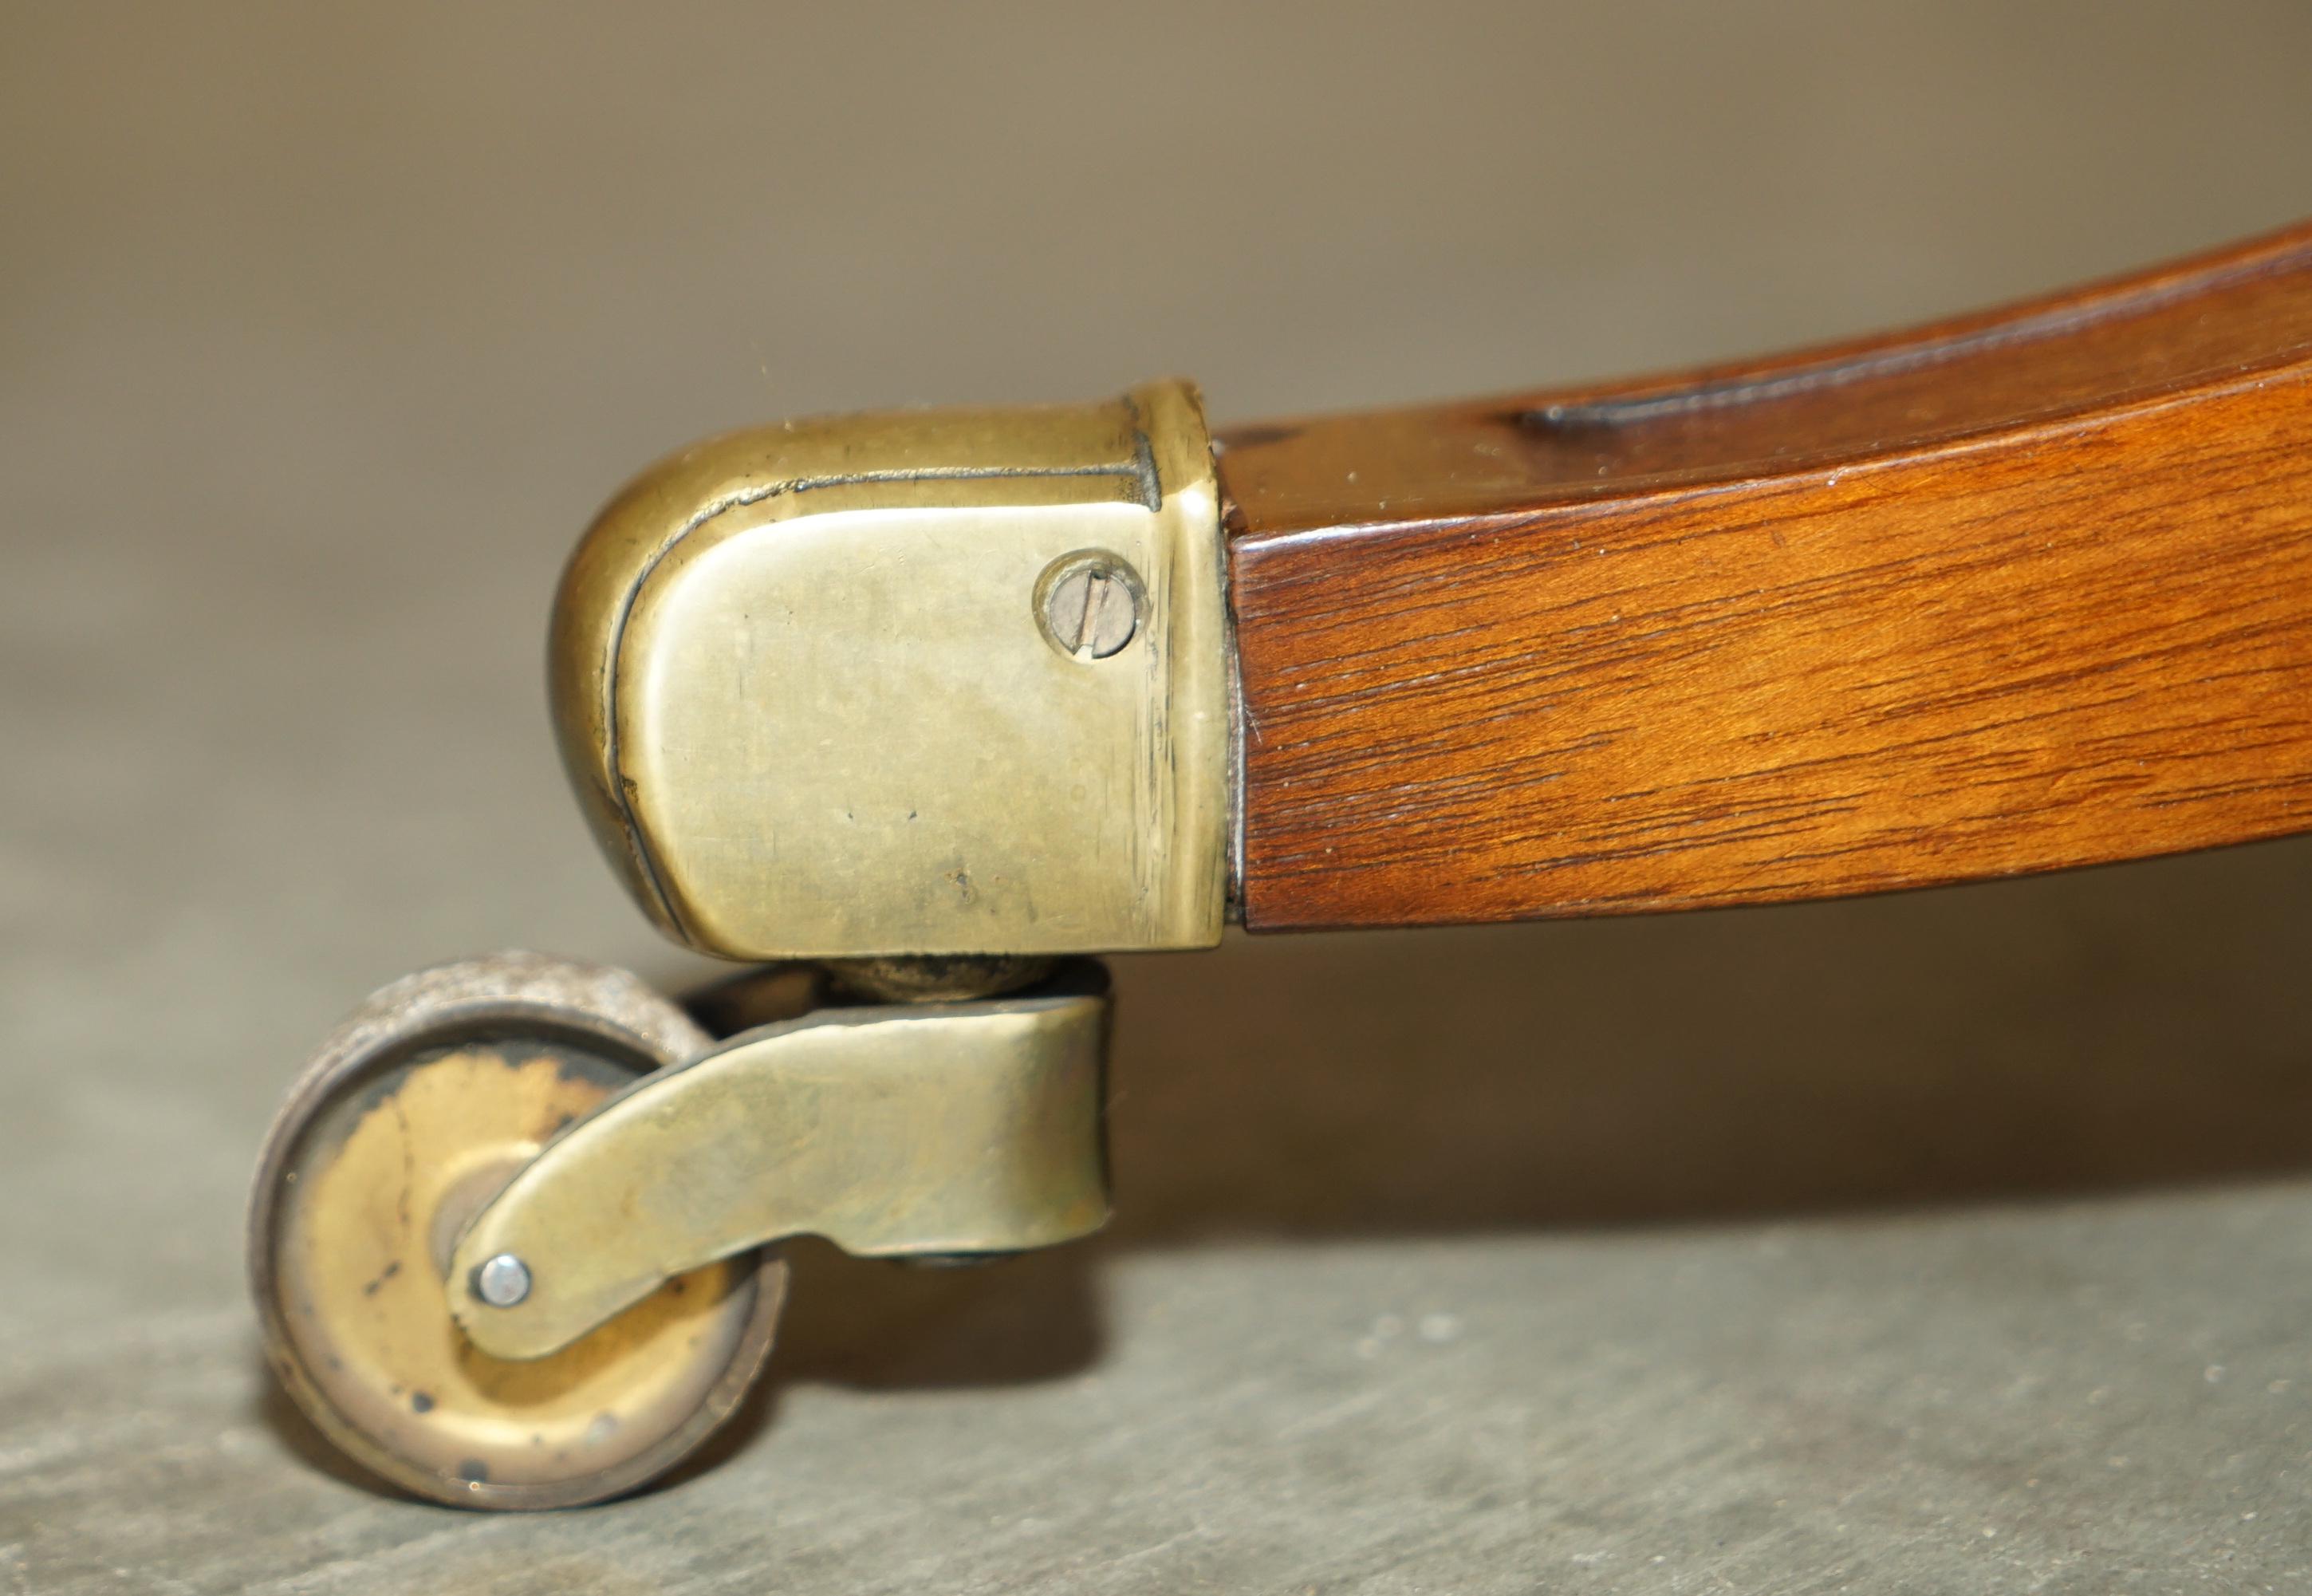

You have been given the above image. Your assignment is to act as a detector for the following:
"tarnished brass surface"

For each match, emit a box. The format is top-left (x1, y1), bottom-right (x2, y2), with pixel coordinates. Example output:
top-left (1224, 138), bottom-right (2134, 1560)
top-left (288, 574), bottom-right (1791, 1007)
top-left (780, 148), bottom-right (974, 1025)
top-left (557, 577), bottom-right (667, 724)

top-left (550, 380), bottom-right (1230, 961)
top-left (448, 970), bottom-right (1110, 1361)
top-left (248, 954), bottom-right (785, 1510)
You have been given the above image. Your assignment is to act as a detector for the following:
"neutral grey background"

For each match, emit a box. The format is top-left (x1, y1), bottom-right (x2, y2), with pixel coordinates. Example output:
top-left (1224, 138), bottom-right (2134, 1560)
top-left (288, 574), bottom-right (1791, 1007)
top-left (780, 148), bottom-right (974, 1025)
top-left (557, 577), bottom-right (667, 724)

top-left (6, 2), bottom-right (2312, 1591)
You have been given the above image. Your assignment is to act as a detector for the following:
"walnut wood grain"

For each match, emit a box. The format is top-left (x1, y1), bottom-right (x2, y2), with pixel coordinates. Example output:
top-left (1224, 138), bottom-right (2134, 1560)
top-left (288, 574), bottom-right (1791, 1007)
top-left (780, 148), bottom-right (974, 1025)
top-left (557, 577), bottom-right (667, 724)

top-left (1221, 221), bottom-right (2312, 931)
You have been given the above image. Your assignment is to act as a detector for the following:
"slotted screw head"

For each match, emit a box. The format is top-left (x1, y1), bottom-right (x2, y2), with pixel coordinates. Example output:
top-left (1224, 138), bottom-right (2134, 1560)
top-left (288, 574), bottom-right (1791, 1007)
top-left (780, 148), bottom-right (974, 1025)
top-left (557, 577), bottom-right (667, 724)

top-left (1036, 551), bottom-right (1144, 660)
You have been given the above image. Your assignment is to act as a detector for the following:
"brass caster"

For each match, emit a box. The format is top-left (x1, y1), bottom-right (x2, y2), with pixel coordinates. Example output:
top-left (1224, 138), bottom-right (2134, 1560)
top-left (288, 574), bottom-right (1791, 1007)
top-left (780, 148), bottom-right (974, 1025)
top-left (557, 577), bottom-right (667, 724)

top-left (249, 385), bottom-right (1199, 1507)
top-left (251, 951), bottom-right (1111, 1507)
top-left (248, 953), bottom-right (785, 1510)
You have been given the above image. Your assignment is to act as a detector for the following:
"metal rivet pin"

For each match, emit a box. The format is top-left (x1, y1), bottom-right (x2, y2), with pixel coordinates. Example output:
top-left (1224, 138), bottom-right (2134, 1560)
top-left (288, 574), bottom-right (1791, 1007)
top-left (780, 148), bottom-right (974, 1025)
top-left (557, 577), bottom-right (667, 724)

top-left (473, 1252), bottom-right (532, 1309)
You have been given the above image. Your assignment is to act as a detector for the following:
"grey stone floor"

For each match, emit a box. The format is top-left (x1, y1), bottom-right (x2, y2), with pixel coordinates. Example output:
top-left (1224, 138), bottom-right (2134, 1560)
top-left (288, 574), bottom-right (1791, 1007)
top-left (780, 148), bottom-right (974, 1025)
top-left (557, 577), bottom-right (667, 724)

top-left (6, 4), bottom-right (2312, 1590)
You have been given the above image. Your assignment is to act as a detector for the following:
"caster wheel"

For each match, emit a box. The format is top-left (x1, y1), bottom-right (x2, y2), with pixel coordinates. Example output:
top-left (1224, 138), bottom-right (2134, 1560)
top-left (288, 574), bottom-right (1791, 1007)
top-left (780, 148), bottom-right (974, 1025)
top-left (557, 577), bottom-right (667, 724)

top-left (249, 953), bottom-right (786, 1509)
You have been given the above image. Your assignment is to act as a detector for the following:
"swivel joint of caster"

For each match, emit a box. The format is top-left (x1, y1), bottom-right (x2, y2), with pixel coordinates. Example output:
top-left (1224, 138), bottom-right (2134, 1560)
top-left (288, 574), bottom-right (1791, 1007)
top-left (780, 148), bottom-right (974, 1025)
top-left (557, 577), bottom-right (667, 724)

top-left (249, 383), bottom-right (1233, 1507)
